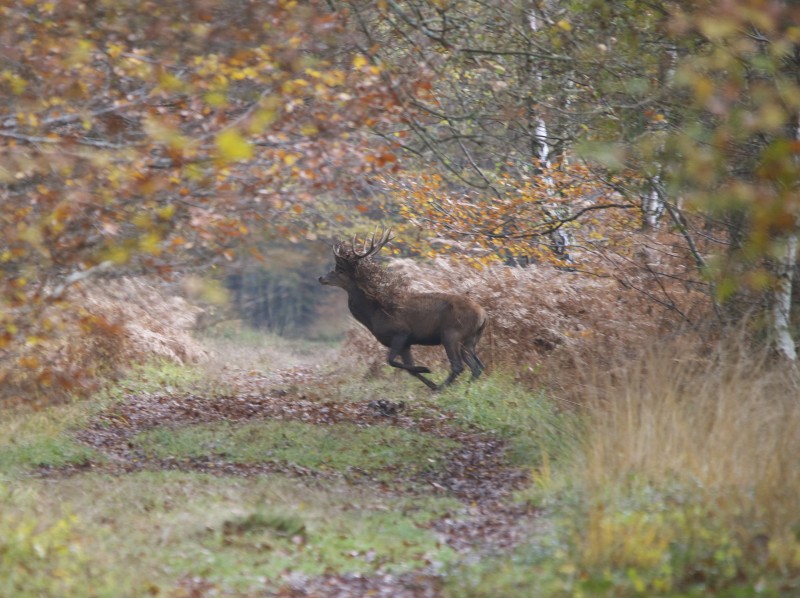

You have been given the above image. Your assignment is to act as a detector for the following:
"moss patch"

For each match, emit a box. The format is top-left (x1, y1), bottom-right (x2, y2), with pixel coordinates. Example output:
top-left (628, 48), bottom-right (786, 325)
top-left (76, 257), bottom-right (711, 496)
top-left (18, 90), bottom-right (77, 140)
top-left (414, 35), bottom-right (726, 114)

top-left (130, 419), bottom-right (459, 476)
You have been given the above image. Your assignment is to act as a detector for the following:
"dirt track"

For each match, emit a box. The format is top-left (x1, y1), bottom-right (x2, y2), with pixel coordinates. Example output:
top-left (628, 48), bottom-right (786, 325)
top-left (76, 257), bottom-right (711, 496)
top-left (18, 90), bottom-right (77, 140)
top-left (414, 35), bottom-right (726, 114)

top-left (43, 365), bottom-right (537, 597)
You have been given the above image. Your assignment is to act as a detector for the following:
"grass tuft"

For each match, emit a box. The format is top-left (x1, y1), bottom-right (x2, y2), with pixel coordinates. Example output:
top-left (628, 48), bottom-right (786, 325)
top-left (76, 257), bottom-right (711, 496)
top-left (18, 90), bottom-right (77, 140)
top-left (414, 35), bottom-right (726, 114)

top-left (436, 373), bottom-right (578, 468)
top-left (223, 511), bottom-right (307, 538)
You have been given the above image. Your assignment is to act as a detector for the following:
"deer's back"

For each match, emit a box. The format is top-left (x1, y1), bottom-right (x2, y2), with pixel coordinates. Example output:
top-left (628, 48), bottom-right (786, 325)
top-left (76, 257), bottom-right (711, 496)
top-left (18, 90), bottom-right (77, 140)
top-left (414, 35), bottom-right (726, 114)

top-left (379, 292), bottom-right (486, 345)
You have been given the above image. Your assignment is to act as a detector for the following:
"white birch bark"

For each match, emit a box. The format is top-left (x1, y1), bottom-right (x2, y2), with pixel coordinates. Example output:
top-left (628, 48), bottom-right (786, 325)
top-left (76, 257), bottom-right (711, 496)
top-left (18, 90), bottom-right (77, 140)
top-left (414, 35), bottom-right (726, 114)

top-left (643, 181), bottom-right (663, 230)
top-left (641, 48), bottom-right (677, 230)
top-left (529, 6), bottom-right (574, 261)
top-left (773, 234), bottom-right (798, 361)
top-left (772, 116), bottom-right (800, 361)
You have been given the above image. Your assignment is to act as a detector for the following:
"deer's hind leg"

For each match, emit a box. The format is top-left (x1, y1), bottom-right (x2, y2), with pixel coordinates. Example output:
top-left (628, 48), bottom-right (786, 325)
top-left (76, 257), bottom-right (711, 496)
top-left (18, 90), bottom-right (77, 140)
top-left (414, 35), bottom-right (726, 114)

top-left (461, 325), bottom-right (486, 380)
top-left (439, 331), bottom-right (466, 388)
top-left (461, 347), bottom-right (485, 380)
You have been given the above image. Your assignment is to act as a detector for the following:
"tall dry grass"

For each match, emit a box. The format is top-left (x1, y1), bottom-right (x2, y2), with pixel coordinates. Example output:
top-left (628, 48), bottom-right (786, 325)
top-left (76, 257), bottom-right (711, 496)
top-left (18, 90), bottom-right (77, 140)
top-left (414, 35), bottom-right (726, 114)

top-left (580, 340), bottom-right (800, 542)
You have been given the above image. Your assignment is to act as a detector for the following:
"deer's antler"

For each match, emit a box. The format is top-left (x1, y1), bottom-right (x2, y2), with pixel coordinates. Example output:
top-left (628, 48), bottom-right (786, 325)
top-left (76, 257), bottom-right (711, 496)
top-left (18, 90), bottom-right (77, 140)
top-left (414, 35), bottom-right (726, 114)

top-left (345, 226), bottom-right (394, 259)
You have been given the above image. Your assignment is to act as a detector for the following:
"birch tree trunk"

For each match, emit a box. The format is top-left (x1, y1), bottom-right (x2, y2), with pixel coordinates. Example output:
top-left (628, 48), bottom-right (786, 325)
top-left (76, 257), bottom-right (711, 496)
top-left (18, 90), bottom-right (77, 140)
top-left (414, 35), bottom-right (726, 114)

top-left (772, 234), bottom-right (798, 361)
top-left (772, 114), bottom-right (800, 361)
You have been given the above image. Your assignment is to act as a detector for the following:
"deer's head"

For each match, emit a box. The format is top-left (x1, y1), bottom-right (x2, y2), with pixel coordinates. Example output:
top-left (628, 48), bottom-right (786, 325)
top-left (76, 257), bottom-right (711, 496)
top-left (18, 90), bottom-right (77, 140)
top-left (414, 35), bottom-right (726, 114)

top-left (318, 227), bottom-right (394, 290)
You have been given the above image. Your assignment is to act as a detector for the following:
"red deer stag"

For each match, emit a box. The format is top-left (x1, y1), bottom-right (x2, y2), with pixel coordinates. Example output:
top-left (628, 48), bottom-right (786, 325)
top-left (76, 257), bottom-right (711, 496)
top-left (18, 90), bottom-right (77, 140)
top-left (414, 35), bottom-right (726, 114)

top-left (319, 228), bottom-right (487, 390)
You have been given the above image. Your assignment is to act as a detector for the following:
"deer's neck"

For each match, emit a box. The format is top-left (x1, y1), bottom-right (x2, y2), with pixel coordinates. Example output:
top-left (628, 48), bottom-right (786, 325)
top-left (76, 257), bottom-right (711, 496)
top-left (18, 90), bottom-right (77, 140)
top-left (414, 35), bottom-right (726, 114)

top-left (346, 284), bottom-right (383, 330)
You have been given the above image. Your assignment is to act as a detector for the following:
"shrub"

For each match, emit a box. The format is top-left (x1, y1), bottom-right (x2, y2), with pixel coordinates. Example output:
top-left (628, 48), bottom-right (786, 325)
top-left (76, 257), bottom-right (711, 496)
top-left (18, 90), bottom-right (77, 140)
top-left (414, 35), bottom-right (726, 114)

top-left (0, 277), bottom-right (205, 406)
top-left (0, 497), bottom-right (115, 596)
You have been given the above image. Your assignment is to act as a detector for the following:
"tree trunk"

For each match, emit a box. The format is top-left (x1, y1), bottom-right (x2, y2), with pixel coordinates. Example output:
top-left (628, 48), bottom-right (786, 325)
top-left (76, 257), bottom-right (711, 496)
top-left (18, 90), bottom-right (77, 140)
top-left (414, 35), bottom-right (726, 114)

top-left (773, 234), bottom-right (798, 361)
top-left (773, 112), bottom-right (800, 361)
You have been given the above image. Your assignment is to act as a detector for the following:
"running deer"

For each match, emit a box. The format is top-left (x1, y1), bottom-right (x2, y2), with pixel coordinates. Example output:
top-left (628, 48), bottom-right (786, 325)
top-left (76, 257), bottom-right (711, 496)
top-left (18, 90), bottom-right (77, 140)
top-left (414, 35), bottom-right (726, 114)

top-left (318, 228), bottom-right (487, 390)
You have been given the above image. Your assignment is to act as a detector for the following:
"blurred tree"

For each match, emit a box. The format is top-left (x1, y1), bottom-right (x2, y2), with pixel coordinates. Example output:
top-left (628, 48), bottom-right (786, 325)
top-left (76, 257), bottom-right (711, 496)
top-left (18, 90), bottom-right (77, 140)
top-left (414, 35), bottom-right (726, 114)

top-left (224, 244), bottom-right (326, 337)
top-left (663, 0), bottom-right (800, 359)
top-left (0, 0), bottom-right (405, 395)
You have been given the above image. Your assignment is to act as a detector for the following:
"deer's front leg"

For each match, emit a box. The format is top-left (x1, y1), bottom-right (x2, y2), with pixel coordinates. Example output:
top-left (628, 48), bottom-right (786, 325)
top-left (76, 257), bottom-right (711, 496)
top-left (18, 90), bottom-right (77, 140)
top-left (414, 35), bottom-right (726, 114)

top-left (400, 347), bottom-right (438, 391)
top-left (386, 336), bottom-right (431, 374)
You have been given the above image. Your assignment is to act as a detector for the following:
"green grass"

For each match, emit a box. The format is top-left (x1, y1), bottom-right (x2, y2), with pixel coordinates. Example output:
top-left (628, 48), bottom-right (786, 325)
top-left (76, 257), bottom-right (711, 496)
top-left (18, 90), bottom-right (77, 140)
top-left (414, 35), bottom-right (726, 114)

top-left (0, 360), bottom-right (224, 477)
top-left (130, 419), bottom-right (458, 477)
top-left (112, 359), bottom-right (228, 397)
top-left (0, 497), bottom-right (121, 597)
top-left (436, 373), bottom-right (578, 468)
top-left (4, 471), bottom-right (459, 595)
top-left (323, 367), bottom-right (579, 471)
top-left (0, 436), bottom-right (99, 474)
top-left (0, 402), bottom-right (104, 476)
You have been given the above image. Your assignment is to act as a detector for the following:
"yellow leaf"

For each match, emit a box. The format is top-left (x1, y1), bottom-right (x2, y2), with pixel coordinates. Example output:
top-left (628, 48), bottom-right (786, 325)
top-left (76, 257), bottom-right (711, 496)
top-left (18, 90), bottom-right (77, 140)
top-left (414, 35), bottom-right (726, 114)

top-left (322, 70), bottom-right (346, 86)
top-left (139, 232), bottom-right (162, 255)
top-left (2, 71), bottom-right (27, 95)
top-left (132, 212), bottom-right (151, 228)
top-left (353, 54), bottom-right (369, 69)
top-left (216, 129), bottom-right (254, 162)
top-left (156, 69), bottom-right (185, 92)
top-left (557, 19), bottom-right (572, 32)
top-left (250, 108), bottom-right (277, 132)
top-left (157, 204), bottom-right (175, 220)
top-left (106, 42), bottom-right (124, 59)
top-left (106, 245), bottom-right (130, 264)
top-left (693, 77), bottom-right (714, 103)
top-left (282, 153), bottom-right (299, 166)
top-left (205, 90), bottom-right (228, 107)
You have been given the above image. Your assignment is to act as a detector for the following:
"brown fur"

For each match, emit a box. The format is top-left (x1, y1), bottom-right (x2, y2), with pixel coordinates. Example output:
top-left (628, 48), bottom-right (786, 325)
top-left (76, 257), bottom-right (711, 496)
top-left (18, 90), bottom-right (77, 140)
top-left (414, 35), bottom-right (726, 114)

top-left (320, 236), bottom-right (487, 390)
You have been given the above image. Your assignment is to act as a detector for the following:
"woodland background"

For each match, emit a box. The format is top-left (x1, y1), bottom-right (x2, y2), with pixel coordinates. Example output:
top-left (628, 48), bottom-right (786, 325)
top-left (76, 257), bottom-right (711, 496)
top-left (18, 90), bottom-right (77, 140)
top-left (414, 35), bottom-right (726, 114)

top-left (2, 1), bottom-right (800, 595)
top-left (3, 0), bottom-right (800, 398)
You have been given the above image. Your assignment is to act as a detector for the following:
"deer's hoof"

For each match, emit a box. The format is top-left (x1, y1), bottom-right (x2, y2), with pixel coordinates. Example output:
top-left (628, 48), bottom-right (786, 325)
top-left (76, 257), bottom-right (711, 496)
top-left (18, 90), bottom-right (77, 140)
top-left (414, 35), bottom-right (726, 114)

top-left (411, 366), bottom-right (431, 374)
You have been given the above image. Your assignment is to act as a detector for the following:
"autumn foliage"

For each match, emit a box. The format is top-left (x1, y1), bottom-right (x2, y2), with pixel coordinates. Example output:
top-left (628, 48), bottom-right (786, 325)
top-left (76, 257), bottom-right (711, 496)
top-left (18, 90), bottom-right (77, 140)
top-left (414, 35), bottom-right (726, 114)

top-left (383, 162), bottom-right (633, 265)
top-left (0, 0), bottom-right (407, 400)
top-left (4, 0), bottom-right (800, 401)
top-left (0, 278), bottom-right (204, 406)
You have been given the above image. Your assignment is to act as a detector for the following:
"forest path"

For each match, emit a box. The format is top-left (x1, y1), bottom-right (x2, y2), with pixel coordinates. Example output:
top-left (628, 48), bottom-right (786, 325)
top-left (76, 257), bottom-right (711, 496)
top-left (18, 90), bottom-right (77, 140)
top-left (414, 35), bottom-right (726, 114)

top-left (42, 352), bottom-right (538, 596)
